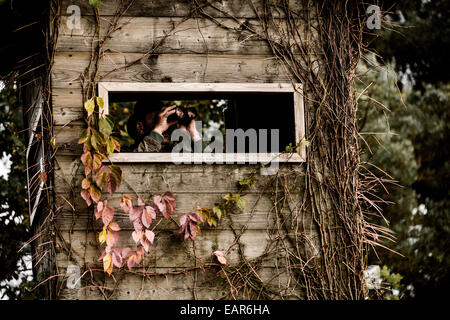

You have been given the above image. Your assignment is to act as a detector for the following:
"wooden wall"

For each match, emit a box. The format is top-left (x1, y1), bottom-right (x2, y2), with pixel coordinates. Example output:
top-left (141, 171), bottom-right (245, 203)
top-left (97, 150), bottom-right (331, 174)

top-left (51, 0), bottom-right (313, 299)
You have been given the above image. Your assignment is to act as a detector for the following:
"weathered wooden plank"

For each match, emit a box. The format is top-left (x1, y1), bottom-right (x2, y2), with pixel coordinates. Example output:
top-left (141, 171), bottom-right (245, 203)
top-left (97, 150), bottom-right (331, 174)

top-left (54, 155), bottom-right (305, 194)
top-left (58, 16), bottom-right (271, 55)
top-left (51, 52), bottom-right (290, 89)
top-left (56, 229), bottom-right (317, 270)
top-left (61, 0), bottom-right (303, 18)
top-left (52, 88), bottom-right (84, 125)
top-left (54, 191), bottom-right (308, 231)
top-left (55, 229), bottom-right (277, 268)
top-left (57, 266), bottom-right (301, 300)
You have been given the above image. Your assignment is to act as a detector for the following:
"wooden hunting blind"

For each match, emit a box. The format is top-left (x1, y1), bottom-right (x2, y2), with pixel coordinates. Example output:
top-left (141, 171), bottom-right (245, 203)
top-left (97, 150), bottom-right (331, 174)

top-left (23, 0), bottom-right (370, 300)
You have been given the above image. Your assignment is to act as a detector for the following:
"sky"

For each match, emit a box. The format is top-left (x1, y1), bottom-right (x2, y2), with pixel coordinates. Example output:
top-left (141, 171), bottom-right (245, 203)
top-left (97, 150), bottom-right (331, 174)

top-left (0, 153), bottom-right (11, 179)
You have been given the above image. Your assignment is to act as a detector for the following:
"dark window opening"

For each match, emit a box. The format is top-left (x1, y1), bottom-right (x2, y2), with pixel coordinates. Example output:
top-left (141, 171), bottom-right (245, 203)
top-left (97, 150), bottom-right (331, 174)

top-left (109, 92), bottom-right (296, 153)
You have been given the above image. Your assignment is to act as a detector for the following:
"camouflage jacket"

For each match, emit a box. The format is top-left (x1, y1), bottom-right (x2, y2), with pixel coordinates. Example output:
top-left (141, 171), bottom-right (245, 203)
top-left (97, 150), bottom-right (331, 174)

top-left (132, 130), bottom-right (205, 153)
top-left (133, 131), bottom-right (164, 152)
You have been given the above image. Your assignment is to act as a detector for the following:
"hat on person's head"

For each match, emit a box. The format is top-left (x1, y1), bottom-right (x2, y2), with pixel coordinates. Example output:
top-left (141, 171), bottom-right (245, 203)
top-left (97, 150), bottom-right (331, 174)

top-left (133, 99), bottom-right (164, 119)
top-left (127, 99), bottom-right (163, 141)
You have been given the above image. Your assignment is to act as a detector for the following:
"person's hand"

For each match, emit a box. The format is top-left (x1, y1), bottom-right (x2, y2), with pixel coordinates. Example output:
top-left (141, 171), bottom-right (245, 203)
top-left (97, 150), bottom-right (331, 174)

top-left (178, 111), bottom-right (200, 139)
top-left (153, 105), bottom-right (177, 136)
top-left (186, 112), bottom-right (200, 138)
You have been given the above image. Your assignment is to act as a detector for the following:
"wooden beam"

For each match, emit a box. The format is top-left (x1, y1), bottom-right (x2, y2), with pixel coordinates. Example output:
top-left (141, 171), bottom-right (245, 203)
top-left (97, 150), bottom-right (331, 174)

top-left (58, 16), bottom-right (272, 55)
top-left (52, 52), bottom-right (290, 88)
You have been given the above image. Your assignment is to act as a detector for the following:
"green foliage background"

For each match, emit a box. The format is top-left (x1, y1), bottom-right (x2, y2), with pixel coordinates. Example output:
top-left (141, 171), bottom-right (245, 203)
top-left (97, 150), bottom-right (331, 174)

top-left (0, 80), bottom-right (34, 299)
top-left (357, 0), bottom-right (450, 299)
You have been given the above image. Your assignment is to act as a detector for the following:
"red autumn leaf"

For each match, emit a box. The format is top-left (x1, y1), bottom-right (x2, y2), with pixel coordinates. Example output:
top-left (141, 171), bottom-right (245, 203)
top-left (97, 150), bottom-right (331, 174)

top-left (81, 151), bottom-right (92, 167)
top-left (120, 194), bottom-right (133, 214)
top-left (142, 238), bottom-right (150, 252)
top-left (137, 246), bottom-right (145, 255)
top-left (132, 230), bottom-right (142, 243)
top-left (126, 247), bottom-right (144, 270)
top-left (111, 248), bottom-right (123, 268)
top-left (133, 218), bottom-right (143, 231)
top-left (142, 206), bottom-right (156, 228)
top-left (80, 189), bottom-right (92, 206)
top-left (145, 230), bottom-right (155, 244)
top-left (81, 178), bottom-right (91, 189)
top-left (140, 229), bottom-right (154, 251)
top-left (83, 142), bottom-right (89, 153)
top-left (107, 165), bottom-right (122, 194)
top-left (189, 222), bottom-right (198, 240)
top-left (121, 247), bottom-right (132, 260)
top-left (179, 213), bottom-right (187, 226)
top-left (129, 199), bottom-right (157, 229)
top-left (108, 221), bottom-right (121, 231)
top-left (102, 203), bottom-right (114, 226)
top-left (213, 251), bottom-right (227, 265)
top-left (153, 194), bottom-right (165, 215)
top-left (129, 206), bottom-right (141, 221)
top-left (106, 229), bottom-right (119, 247)
top-left (94, 201), bottom-right (103, 220)
top-left (164, 191), bottom-right (175, 202)
top-left (127, 256), bottom-right (135, 269)
top-left (178, 212), bottom-right (200, 241)
top-left (163, 192), bottom-right (176, 216)
top-left (153, 193), bottom-right (177, 219)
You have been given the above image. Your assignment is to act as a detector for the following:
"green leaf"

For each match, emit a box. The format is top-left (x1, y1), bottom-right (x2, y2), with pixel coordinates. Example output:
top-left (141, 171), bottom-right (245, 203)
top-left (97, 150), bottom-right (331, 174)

top-left (96, 97), bottom-right (104, 111)
top-left (78, 128), bottom-right (91, 144)
top-left (99, 117), bottom-right (113, 138)
top-left (84, 98), bottom-right (95, 117)
top-left (213, 205), bottom-right (222, 220)
top-left (89, 0), bottom-right (102, 8)
top-left (106, 138), bottom-right (115, 154)
top-left (91, 130), bottom-right (104, 150)
top-left (235, 195), bottom-right (247, 209)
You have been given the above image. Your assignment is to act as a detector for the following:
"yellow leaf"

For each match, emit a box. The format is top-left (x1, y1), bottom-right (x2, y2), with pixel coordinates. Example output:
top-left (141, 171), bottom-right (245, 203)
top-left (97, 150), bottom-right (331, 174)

top-left (50, 136), bottom-right (56, 149)
top-left (84, 98), bottom-right (95, 117)
top-left (103, 253), bottom-right (113, 275)
top-left (96, 97), bottom-right (104, 110)
top-left (98, 227), bottom-right (107, 244)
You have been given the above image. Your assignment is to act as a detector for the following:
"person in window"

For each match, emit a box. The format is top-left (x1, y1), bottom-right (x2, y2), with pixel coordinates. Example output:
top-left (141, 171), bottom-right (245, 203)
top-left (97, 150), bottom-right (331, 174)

top-left (127, 100), bottom-right (201, 152)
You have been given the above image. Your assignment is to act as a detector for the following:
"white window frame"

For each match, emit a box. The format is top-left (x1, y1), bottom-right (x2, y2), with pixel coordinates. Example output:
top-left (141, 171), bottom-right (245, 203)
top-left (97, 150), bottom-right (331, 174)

top-left (98, 82), bottom-right (306, 163)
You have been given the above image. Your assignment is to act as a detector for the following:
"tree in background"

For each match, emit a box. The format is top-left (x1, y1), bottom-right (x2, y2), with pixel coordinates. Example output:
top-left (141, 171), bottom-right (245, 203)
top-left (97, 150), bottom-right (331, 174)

top-left (375, 0), bottom-right (450, 87)
top-left (0, 79), bottom-right (34, 299)
top-left (0, 0), bottom-right (47, 299)
top-left (359, 0), bottom-right (450, 299)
